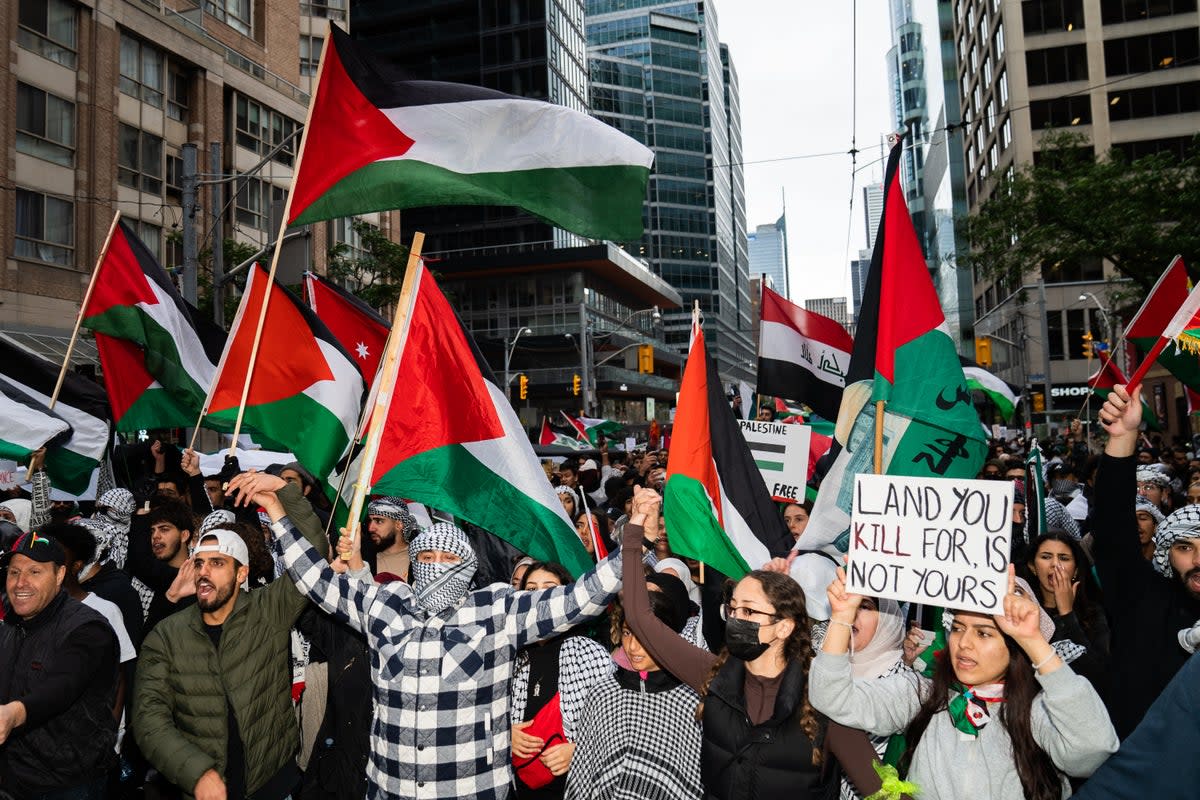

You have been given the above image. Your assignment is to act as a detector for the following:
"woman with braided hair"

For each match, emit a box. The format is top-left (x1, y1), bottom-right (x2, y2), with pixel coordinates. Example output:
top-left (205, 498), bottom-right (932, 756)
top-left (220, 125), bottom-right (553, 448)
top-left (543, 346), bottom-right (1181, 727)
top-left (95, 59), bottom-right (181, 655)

top-left (619, 487), bottom-right (882, 800)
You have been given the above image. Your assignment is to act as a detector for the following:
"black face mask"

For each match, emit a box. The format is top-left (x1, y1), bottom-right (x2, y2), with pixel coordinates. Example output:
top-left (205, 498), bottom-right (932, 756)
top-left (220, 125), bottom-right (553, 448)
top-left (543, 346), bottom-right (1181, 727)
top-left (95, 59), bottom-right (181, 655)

top-left (724, 617), bottom-right (770, 661)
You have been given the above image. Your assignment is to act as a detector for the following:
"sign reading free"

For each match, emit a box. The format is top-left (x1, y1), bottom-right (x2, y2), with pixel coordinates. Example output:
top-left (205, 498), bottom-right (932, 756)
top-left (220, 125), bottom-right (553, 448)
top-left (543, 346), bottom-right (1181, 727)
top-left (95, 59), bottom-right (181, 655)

top-left (847, 473), bottom-right (1012, 615)
top-left (737, 419), bottom-right (811, 503)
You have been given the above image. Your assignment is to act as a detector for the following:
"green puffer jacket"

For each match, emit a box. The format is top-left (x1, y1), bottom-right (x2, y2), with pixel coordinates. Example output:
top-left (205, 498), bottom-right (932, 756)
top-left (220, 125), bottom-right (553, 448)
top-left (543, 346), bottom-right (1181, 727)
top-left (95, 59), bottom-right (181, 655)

top-left (132, 484), bottom-right (328, 798)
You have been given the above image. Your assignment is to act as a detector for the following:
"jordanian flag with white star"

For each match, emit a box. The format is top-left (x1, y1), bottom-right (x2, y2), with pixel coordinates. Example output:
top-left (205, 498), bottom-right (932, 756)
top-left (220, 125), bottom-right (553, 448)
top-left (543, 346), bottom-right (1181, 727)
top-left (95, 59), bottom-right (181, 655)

top-left (303, 272), bottom-right (389, 389)
top-left (287, 25), bottom-right (653, 241)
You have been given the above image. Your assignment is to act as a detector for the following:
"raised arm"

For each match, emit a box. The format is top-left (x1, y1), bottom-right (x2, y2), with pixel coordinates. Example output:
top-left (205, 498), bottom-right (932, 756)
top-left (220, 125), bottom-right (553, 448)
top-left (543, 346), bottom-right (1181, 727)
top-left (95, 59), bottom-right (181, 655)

top-left (619, 488), bottom-right (715, 691)
top-left (511, 542), bottom-right (624, 650)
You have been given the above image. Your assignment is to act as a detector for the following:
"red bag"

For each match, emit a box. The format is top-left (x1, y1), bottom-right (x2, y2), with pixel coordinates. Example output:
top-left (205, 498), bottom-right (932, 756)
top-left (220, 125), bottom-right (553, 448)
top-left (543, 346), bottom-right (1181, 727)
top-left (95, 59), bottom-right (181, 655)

top-left (512, 692), bottom-right (566, 789)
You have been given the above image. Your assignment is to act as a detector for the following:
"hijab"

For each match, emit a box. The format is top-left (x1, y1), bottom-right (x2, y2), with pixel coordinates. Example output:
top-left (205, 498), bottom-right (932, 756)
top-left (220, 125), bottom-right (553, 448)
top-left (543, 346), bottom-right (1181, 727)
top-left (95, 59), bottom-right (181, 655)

top-left (849, 597), bottom-right (905, 679)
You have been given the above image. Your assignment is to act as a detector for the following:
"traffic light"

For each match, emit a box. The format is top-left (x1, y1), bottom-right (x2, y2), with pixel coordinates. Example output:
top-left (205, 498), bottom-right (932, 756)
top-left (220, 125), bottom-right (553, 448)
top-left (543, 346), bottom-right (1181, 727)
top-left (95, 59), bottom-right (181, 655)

top-left (974, 336), bottom-right (992, 368)
top-left (1032, 392), bottom-right (1045, 413)
top-left (518, 374), bottom-right (529, 400)
top-left (571, 374), bottom-right (581, 396)
top-left (637, 344), bottom-right (654, 373)
top-left (1081, 331), bottom-right (1093, 359)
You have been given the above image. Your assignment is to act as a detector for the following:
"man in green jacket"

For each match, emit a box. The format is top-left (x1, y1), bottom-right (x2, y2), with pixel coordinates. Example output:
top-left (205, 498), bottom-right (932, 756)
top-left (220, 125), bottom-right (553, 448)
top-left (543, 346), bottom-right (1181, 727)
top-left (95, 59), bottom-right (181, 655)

top-left (133, 482), bottom-right (326, 800)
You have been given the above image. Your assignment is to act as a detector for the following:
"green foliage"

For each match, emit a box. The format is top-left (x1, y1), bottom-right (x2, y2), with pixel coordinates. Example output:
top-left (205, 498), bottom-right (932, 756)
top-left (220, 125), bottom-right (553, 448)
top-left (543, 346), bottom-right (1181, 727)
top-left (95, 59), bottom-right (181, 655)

top-left (326, 220), bottom-right (411, 310)
top-left (963, 132), bottom-right (1200, 304)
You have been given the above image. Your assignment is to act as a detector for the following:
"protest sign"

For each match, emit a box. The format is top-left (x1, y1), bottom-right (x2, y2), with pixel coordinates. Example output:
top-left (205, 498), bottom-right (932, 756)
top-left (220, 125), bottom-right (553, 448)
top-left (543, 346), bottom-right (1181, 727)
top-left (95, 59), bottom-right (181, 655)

top-left (737, 419), bottom-right (811, 502)
top-left (846, 473), bottom-right (1011, 615)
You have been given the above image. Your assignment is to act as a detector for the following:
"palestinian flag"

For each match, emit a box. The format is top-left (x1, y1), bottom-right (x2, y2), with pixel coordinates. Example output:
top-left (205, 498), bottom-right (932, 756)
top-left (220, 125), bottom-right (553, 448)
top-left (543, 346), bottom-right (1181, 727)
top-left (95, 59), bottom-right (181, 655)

top-left (1088, 351), bottom-right (1159, 429)
top-left (0, 338), bottom-right (111, 495)
top-left (803, 138), bottom-right (987, 555)
top-left (539, 417), bottom-right (590, 451)
top-left (203, 264), bottom-right (364, 480)
top-left (561, 411), bottom-right (622, 445)
top-left (365, 260), bottom-right (592, 577)
top-left (81, 219), bottom-right (224, 429)
top-left (664, 315), bottom-right (794, 579)
top-left (288, 25), bottom-right (653, 241)
top-left (757, 285), bottom-right (853, 421)
top-left (1125, 257), bottom-right (1200, 387)
top-left (0, 377), bottom-right (71, 462)
top-left (303, 272), bottom-right (389, 388)
top-left (960, 356), bottom-right (1020, 421)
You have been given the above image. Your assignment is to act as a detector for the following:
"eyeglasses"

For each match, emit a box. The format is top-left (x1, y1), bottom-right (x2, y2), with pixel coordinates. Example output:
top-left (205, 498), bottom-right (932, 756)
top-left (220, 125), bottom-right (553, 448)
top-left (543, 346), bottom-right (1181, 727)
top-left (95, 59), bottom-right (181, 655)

top-left (721, 603), bottom-right (781, 624)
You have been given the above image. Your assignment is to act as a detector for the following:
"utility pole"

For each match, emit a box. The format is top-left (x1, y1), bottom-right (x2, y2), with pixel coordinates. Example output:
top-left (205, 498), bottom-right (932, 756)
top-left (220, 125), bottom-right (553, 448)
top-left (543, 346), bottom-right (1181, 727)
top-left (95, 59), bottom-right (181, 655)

top-left (180, 143), bottom-right (199, 304)
top-left (579, 301), bottom-right (594, 415)
top-left (210, 142), bottom-right (224, 326)
top-left (1037, 279), bottom-right (1055, 432)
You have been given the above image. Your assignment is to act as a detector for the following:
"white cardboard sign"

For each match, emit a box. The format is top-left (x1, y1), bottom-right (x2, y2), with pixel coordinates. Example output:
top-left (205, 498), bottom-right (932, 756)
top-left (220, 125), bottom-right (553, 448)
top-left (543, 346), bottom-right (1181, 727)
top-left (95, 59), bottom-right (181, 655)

top-left (737, 420), bottom-right (811, 503)
top-left (847, 473), bottom-right (1012, 614)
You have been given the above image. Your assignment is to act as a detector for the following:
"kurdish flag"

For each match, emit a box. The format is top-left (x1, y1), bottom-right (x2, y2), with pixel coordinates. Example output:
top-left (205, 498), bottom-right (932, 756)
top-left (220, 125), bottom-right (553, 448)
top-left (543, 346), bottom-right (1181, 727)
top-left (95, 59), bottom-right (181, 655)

top-left (303, 271), bottom-right (389, 389)
top-left (203, 265), bottom-right (364, 480)
top-left (803, 138), bottom-right (987, 555)
top-left (1124, 256), bottom-right (1200, 388)
top-left (561, 411), bottom-right (622, 445)
top-left (664, 314), bottom-right (794, 580)
top-left (960, 356), bottom-right (1020, 421)
top-left (367, 261), bottom-right (592, 577)
top-left (82, 219), bottom-right (224, 430)
top-left (0, 338), bottom-right (111, 495)
top-left (0, 377), bottom-right (71, 462)
top-left (288, 25), bottom-right (653, 241)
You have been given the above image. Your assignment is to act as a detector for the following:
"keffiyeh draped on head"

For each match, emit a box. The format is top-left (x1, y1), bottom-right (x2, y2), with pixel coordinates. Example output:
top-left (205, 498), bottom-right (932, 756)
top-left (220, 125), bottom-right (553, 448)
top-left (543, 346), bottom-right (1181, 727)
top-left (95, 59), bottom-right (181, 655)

top-left (1136, 465), bottom-right (1172, 487)
top-left (367, 496), bottom-right (421, 543)
top-left (96, 488), bottom-right (135, 529)
top-left (849, 598), bottom-right (905, 679)
top-left (200, 509), bottom-right (237, 536)
top-left (1136, 495), bottom-right (1167, 527)
top-left (1153, 505), bottom-right (1200, 577)
top-left (409, 522), bottom-right (478, 614)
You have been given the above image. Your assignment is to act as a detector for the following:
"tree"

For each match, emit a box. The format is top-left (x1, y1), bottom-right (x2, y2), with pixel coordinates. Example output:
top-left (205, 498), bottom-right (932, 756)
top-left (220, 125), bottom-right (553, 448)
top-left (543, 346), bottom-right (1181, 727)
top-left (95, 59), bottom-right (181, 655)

top-left (326, 220), bottom-right (410, 309)
top-left (963, 132), bottom-right (1200, 305)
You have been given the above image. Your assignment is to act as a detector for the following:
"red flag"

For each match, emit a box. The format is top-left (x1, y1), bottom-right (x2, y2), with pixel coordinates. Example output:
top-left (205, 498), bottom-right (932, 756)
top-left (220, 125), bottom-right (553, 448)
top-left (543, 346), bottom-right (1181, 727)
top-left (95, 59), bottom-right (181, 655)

top-left (539, 417), bottom-right (555, 446)
top-left (303, 272), bottom-right (389, 389)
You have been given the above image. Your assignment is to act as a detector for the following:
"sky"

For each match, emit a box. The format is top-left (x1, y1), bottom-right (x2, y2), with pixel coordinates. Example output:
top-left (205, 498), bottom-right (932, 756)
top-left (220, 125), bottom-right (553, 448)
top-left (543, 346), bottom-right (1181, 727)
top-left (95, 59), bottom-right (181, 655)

top-left (717, 1), bottom-right (895, 307)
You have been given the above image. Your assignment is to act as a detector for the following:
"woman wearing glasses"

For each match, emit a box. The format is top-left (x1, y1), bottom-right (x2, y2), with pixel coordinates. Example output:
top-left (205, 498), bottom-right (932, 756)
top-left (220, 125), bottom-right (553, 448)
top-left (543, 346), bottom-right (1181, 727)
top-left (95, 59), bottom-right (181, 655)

top-left (619, 488), bottom-right (882, 800)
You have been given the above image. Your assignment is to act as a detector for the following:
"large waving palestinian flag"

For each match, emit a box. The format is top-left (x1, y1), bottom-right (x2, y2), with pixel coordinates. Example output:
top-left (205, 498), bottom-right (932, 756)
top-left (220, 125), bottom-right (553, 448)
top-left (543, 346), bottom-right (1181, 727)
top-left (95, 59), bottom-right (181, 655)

top-left (81, 219), bottom-right (224, 430)
top-left (664, 316), bottom-right (794, 580)
top-left (804, 138), bottom-right (987, 554)
top-left (0, 338), bottom-right (111, 495)
top-left (757, 284), bottom-right (853, 422)
top-left (204, 265), bottom-right (364, 481)
top-left (287, 25), bottom-right (653, 241)
top-left (367, 260), bottom-right (592, 578)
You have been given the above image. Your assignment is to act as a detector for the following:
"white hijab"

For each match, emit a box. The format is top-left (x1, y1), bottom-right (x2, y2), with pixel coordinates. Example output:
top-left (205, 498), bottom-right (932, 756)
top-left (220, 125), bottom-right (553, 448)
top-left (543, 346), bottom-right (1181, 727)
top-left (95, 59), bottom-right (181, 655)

top-left (654, 557), bottom-right (700, 609)
top-left (0, 499), bottom-right (32, 533)
top-left (849, 597), bottom-right (905, 679)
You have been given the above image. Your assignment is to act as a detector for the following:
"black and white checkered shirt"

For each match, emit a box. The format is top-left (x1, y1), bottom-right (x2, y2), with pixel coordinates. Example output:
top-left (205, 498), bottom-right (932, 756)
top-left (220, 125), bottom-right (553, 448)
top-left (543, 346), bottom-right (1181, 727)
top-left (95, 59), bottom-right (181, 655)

top-left (272, 516), bottom-right (623, 800)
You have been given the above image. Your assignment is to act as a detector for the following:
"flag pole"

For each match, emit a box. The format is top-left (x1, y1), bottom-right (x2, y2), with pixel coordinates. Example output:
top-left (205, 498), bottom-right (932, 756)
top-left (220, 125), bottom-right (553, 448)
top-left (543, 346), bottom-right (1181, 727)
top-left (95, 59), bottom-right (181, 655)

top-left (342, 232), bottom-right (426, 551)
top-left (50, 211), bottom-right (122, 409)
top-left (225, 31), bottom-right (332, 457)
top-left (1124, 337), bottom-right (1170, 394)
top-left (873, 400), bottom-right (885, 474)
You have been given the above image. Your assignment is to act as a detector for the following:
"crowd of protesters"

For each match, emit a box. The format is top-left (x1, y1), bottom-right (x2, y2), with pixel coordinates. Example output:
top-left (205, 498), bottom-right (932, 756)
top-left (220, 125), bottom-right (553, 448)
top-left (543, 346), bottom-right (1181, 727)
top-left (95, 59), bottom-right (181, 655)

top-left (2, 385), bottom-right (1199, 799)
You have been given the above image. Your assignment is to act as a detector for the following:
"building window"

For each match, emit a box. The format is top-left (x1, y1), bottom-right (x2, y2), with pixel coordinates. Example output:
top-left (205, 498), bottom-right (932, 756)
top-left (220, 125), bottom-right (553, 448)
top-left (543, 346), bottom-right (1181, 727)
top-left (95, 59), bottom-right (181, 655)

top-left (120, 34), bottom-right (164, 108)
top-left (994, 24), bottom-right (1005, 59)
top-left (1109, 81), bottom-right (1200, 121)
top-left (235, 176), bottom-right (286, 230)
top-left (998, 68), bottom-right (1009, 106)
top-left (128, 220), bottom-right (162, 261)
top-left (16, 83), bottom-right (75, 167)
top-left (1104, 28), bottom-right (1200, 76)
top-left (17, 0), bottom-right (77, 69)
top-left (1000, 116), bottom-right (1012, 150)
top-left (300, 0), bottom-right (346, 20)
top-left (1100, 0), bottom-right (1197, 25)
top-left (1030, 95), bottom-right (1092, 127)
top-left (333, 218), bottom-right (377, 261)
top-left (1112, 136), bottom-right (1197, 161)
top-left (1047, 310), bottom-right (1065, 360)
top-left (1026, 44), bottom-right (1088, 85)
top-left (300, 35), bottom-right (323, 76)
top-left (167, 68), bottom-right (190, 122)
top-left (15, 189), bottom-right (74, 266)
top-left (166, 153), bottom-right (183, 202)
top-left (118, 124), bottom-right (164, 194)
top-left (206, 0), bottom-right (252, 36)
top-left (1022, 0), bottom-right (1085, 35)
top-left (234, 94), bottom-right (298, 165)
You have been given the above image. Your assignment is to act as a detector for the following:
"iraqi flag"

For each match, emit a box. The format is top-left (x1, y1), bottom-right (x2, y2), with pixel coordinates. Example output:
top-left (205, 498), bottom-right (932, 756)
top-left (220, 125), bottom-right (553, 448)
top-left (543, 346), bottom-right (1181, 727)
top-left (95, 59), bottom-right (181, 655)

top-left (303, 272), bottom-right (389, 388)
top-left (203, 264), bottom-right (364, 481)
top-left (81, 219), bottom-right (224, 430)
top-left (1124, 256), bottom-right (1200, 389)
top-left (288, 25), bottom-right (653, 241)
top-left (367, 261), bottom-right (593, 577)
top-left (664, 315), bottom-right (794, 579)
top-left (757, 285), bottom-right (853, 422)
top-left (960, 356), bottom-right (1020, 422)
top-left (0, 377), bottom-right (71, 462)
top-left (803, 139), bottom-right (987, 555)
top-left (0, 338), bottom-right (111, 495)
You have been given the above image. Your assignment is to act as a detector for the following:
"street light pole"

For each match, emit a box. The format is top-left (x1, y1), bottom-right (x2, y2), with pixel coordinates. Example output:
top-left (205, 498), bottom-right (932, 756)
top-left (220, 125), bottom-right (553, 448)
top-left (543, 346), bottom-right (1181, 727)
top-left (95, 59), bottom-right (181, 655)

top-left (503, 326), bottom-right (533, 402)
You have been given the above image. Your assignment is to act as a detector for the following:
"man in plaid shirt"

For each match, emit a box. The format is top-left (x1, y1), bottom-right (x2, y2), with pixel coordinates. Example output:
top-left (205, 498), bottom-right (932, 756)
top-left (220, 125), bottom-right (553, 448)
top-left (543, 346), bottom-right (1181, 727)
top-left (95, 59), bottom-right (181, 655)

top-left (228, 472), bottom-right (622, 800)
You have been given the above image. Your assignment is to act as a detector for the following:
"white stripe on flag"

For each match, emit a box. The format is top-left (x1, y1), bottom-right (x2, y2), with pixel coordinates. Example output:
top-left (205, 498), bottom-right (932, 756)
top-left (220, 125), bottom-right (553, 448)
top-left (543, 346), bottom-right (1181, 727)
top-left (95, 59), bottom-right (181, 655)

top-left (759, 319), bottom-right (850, 387)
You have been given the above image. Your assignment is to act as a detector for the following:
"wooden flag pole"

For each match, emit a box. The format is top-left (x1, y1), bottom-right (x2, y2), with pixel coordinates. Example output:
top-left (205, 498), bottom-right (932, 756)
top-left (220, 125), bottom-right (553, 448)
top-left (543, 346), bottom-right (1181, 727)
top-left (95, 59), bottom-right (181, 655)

top-left (873, 400), bottom-right (885, 474)
top-left (342, 232), bottom-right (426, 551)
top-left (50, 211), bottom-right (122, 409)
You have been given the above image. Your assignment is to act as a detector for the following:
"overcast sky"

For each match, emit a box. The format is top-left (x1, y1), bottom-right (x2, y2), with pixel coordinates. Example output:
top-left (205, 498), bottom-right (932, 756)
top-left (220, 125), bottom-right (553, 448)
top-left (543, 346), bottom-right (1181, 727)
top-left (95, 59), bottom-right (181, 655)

top-left (718, 1), bottom-right (894, 308)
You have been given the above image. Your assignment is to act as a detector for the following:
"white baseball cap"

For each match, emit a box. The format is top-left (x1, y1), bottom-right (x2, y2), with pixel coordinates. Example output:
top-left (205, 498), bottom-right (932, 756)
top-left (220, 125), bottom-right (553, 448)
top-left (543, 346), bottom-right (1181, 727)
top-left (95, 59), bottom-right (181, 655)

top-left (194, 529), bottom-right (249, 568)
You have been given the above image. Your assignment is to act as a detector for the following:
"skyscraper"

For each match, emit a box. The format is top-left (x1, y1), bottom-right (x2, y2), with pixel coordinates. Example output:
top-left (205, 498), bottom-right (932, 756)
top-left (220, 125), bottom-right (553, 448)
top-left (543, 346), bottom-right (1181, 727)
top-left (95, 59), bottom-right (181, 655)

top-left (862, 182), bottom-right (884, 250)
top-left (587, 1), bottom-right (755, 382)
top-left (748, 214), bottom-right (789, 299)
